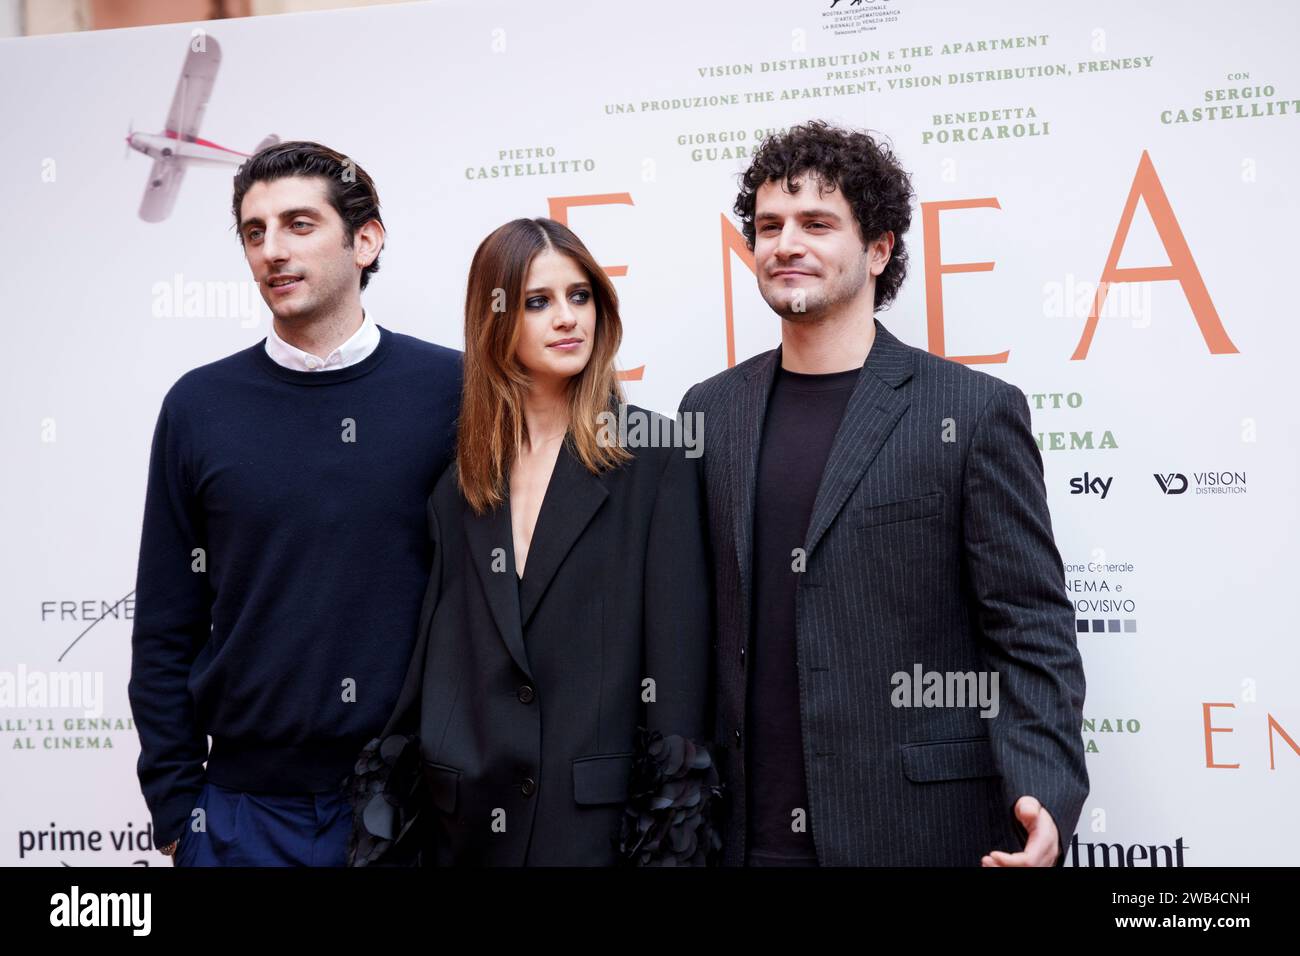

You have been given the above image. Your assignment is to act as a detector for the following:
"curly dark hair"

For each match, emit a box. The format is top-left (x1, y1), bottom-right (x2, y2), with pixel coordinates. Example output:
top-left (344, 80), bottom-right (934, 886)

top-left (734, 120), bottom-right (914, 310)
top-left (231, 140), bottom-right (384, 291)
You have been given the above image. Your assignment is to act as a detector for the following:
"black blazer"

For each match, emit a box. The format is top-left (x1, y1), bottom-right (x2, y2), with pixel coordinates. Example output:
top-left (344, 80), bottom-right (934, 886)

top-left (679, 319), bottom-right (1089, 866)
top-left (381, 407), bottom-right (714, 865)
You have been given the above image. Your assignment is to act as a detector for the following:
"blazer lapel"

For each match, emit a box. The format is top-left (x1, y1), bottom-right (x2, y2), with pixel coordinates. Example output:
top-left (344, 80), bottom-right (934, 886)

top-left (803, 319), bottom-right (916, 558)
top-left (463, 497), bottom-right (532, 679)
top-left (518, 441), bottom-right (610, 630)
top-left (730, 348), bottom-right (781, 641)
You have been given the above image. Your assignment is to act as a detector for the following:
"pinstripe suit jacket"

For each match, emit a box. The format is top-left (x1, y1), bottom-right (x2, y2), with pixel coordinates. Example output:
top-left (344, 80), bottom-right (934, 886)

top-left (678, 318), bottom-right (1088, 866)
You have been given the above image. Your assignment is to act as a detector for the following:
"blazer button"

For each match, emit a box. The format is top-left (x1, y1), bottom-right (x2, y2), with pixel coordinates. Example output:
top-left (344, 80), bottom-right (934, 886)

top-left (518, 684), bottom-right (535, 704)
top-left (521, 777), bottom-right (537, 797)
top-left (734, 729), bottom-right (742, 745)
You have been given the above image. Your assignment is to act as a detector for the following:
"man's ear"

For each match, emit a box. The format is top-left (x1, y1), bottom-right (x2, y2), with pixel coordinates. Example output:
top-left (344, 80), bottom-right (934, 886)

top-left (867, 230), bottom-right (894, 275)
top-left (354, 219), bottom-right (385, 269)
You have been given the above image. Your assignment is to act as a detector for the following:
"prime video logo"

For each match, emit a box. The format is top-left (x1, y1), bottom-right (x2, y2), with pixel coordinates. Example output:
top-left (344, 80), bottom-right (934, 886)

top-left (49, 886), bottom-right (151, 936)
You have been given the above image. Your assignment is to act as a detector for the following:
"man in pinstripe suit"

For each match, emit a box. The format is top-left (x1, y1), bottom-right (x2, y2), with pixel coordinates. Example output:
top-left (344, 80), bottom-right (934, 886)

top-left (679, 121), bottom-right (1088, 866)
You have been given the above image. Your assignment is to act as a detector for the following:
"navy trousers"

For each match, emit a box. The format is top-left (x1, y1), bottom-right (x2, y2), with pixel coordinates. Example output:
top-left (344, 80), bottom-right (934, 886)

top-left (175, 780), bottom-right (351, 867)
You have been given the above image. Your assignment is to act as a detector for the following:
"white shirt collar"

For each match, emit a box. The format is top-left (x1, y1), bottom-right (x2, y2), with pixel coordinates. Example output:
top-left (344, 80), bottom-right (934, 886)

top-left (264, 308), bottom-right (381, 372)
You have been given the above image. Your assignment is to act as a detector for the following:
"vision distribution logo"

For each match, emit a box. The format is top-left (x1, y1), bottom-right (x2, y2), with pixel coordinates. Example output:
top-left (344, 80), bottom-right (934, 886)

top-left (1154, 471), bottom-right (1248, 495)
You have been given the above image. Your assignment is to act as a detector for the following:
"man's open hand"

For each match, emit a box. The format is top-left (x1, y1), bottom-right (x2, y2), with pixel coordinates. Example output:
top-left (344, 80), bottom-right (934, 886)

top-left (982, 795), bottom-right (1058, 867)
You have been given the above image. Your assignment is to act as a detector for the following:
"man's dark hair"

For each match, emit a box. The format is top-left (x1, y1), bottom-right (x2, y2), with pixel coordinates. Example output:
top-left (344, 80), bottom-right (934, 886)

top-left (231, 141), bottom-right (384, 291)
top-left (734, 120), bottom-right (914, 310)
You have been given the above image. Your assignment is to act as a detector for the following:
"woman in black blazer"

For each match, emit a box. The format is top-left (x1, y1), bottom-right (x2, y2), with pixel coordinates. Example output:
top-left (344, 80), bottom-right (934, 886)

top-left (347, 218), bottom-right (719, 866)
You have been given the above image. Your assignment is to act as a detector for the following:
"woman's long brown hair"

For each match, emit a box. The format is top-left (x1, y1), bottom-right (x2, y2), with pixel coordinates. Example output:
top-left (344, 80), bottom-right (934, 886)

top-left (457, 218), bottom-right (631, 514)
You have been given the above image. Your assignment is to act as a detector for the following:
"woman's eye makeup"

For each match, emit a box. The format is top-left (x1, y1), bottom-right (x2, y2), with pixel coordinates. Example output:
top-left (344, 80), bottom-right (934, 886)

top-left (526, 289), bottom-right (591, 310)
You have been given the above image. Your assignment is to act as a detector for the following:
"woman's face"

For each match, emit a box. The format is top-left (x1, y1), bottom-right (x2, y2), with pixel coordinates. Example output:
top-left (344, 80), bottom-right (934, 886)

top-left (514, 250), bottom-right (597, 389)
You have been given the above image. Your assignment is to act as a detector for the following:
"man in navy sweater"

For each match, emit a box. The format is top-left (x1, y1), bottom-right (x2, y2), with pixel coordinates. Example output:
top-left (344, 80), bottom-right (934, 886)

top-left (128, 141), bottom-right (461, 866)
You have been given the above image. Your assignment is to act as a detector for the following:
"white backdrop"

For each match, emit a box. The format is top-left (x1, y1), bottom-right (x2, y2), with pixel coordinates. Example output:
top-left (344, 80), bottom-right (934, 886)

top-left (1, 0), bottom-right (1297, 865)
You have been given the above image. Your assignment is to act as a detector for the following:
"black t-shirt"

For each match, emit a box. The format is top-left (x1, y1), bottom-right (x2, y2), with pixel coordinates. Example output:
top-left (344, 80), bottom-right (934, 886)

top-left (746, 363), bottom-right (862, 866)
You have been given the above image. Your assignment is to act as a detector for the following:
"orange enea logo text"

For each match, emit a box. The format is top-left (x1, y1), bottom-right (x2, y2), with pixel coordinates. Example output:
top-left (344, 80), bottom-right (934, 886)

top-left (555, 151), bottom-right (1239, 376)
top-left (1202, 702), bottom-right (1299, 770)
top-left (1069, 151), bottom-right (1237, 361)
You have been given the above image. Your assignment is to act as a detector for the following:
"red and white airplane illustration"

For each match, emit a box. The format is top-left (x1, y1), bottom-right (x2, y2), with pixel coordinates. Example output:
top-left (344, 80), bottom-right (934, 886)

top-left (126, 36), bottom-right (278, 222)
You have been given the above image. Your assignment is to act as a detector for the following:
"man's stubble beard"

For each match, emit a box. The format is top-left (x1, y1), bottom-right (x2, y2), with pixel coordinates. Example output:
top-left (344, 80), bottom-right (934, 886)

top-left (763, 256), bottom-right (871, 324)
top-left (265, 271), bottom-right (342, 326)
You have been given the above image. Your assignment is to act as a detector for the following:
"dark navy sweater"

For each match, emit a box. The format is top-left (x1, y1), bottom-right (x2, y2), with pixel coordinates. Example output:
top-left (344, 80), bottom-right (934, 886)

top-left (128, 326), bottom-right (461, 847)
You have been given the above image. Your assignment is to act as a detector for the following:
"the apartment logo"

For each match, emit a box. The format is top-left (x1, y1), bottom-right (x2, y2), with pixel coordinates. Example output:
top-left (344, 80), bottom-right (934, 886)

top-left (1066, 834), bottom-right (1187, 867)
